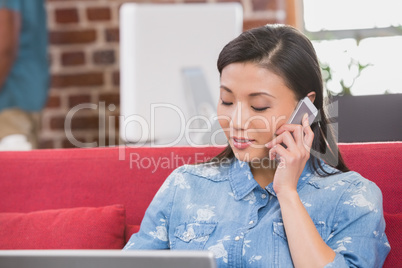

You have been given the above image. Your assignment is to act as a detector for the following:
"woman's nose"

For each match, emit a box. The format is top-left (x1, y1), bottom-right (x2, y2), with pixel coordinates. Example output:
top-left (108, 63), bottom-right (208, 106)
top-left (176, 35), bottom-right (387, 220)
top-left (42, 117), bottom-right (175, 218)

top-left (231, 102), bottom-right (249, 130)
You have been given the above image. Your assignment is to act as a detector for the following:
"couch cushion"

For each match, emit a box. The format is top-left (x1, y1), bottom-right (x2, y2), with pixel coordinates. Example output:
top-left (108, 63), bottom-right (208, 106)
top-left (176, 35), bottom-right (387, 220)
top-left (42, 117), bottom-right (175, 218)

top-left (0, 204), bottom-right (126, 249)
top-left (383, 212), bottom-right (402, 267)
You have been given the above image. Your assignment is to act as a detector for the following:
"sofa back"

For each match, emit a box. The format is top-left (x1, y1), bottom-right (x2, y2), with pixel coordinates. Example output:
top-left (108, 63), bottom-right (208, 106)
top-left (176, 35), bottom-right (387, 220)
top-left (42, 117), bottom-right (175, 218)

top-left (1, 143), bottom-right (400, 219)
top-left (0, 146), bottom-right (221, 225)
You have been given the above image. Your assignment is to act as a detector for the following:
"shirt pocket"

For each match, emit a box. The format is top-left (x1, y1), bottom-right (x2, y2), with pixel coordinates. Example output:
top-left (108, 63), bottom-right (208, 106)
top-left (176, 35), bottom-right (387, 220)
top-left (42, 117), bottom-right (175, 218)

top-left (172, 222), bottom-right (217, 250)
top-left (272, 221), bottom-right (326, 268)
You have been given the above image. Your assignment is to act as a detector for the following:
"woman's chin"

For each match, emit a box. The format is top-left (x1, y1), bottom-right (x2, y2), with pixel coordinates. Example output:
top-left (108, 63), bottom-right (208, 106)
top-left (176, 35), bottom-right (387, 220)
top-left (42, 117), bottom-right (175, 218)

top-left (230, 146), bottom-right (270, 163)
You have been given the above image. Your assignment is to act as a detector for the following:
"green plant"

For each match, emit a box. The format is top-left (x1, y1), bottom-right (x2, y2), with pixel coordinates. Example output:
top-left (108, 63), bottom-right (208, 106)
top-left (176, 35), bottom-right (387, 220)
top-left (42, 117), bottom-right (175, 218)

top-left (321, 58), bottom-right (371, 97)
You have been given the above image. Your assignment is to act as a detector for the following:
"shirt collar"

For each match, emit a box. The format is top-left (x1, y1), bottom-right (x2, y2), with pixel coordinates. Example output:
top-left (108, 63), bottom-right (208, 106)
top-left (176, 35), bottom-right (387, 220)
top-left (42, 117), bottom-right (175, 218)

top-left (230, 158), bottom-right (315, 199)
top-left (229, 159), bottom-right (260, 201)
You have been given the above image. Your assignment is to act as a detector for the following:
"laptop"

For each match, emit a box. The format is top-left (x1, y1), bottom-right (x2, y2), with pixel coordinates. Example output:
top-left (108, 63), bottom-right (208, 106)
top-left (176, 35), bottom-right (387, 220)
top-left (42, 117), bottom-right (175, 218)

top-left (0, 250), bottom-right (217, 268)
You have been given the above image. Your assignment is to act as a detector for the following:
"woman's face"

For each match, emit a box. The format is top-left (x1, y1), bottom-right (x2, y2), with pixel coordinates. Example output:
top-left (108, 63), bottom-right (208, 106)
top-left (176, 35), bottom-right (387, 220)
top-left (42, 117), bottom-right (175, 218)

top-left (217, 62), bottom-right (299, 162)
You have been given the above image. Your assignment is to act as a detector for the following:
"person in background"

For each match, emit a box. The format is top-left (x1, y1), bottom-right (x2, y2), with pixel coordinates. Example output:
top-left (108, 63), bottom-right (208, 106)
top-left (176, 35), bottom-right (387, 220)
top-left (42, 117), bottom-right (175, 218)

top-left (0, 0), bottom-right (49, 150)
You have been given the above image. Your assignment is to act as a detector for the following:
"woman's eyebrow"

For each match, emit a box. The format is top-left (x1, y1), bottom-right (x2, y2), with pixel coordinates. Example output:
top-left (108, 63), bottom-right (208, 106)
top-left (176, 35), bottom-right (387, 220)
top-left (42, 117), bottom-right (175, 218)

top-left (249, 92), bottom-right (276, 99)
top-left (220, 85), bottom-right (276, 99)
top-left (220, 85), bottom-right (233, 93)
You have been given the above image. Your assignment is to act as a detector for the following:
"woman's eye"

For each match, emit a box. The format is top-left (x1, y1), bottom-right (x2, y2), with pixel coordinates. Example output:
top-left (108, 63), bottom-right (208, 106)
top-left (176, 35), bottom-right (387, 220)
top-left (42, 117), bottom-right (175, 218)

top-left (221, 100), bottom-right (233, 106)
top-left (251, 106), bottom-right (269, 112)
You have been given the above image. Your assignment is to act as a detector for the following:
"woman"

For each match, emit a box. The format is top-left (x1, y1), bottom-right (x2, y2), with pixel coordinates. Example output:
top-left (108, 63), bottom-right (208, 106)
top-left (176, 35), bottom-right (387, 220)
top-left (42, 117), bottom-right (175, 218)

top-left (124, 25), bottom-right (390, 267)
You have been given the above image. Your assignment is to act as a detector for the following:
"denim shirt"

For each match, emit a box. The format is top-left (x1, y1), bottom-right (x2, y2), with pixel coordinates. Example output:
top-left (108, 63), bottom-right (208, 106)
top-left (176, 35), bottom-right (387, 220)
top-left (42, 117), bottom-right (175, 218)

top-left (124, 158), bottom-right (390, 267)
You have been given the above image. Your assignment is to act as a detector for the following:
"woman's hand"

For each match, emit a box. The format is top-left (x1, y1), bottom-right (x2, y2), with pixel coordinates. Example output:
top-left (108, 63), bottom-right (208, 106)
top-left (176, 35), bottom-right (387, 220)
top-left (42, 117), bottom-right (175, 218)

top-left (265, 113), bottom-right (314, 196)
top-left (266, 114), bottom-right (335, 267)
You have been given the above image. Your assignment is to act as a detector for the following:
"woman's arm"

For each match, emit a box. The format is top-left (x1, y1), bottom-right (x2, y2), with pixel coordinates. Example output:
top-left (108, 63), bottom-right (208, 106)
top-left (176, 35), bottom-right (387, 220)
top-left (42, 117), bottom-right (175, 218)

top-left (268, 113), bottom-right (390, 267)
top-left (324, 179), bottom-right (390, 267)
top-left (268, 113), bottom-right (335, 267)
top-left (277, 190), bottom-right (335, 267)
top-left (123, 168), bottom-right (181, 250)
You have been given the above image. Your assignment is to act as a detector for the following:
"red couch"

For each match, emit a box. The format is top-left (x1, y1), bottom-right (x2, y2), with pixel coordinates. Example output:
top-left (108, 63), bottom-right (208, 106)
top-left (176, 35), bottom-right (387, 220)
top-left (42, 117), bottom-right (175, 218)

top-left (0, 143), bottom-right (401, 267)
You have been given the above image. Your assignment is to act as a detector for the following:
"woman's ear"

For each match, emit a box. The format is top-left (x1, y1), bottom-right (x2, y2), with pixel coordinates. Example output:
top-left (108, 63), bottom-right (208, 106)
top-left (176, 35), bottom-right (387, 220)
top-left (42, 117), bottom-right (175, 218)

top-left (307, 91), bottom-right (316, 103)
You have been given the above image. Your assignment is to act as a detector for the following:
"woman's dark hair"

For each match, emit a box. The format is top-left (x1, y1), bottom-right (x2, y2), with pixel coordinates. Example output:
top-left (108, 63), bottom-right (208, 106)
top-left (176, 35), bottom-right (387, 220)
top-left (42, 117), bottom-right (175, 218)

top-left (212, 24), bottom-right (349, 176)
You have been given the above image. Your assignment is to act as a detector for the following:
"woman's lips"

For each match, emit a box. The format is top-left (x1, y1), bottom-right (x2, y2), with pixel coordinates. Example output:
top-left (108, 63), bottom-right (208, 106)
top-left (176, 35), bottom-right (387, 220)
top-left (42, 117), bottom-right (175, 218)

top-left (232, 137), bottom-right (255, 149)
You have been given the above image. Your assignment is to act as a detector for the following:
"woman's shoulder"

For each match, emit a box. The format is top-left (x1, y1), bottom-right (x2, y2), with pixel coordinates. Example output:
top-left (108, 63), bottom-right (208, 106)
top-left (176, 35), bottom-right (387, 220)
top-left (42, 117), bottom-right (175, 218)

top-left (170, 159), bottom-right (234, 182)
top-left (310, 164), bottom-right (383, 209)
top-left (157, 161), bottom-right (232, 195)
top-left (311, 162), bottom-right (377, 187)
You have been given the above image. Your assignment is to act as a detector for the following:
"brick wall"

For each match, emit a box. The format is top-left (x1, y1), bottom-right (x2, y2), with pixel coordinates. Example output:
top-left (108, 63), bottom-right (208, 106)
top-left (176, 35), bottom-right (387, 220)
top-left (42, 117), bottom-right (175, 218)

top-left (42, 0), bottom-right (294, 149)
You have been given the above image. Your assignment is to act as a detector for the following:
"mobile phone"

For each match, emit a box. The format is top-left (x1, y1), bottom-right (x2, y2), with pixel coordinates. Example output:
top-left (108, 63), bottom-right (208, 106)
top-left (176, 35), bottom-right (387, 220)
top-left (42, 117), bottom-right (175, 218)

top-left (274, 96), bottom-right (318, 156)
top-left (287, 96), bottom-right (318, 126)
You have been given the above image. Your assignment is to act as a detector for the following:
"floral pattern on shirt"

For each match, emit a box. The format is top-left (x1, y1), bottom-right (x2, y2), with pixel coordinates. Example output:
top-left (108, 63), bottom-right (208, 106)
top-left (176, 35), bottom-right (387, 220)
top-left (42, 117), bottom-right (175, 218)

top-left (124, 159), bottom-right (390, 268)
top-left (195, 206), bottom-right (216, 221)
top-left (149, 218), bottom-right (168, 241)
top-left (334, 237), bottom-right (352, 253)
top-left (208, 235), bottom-right (231, 264)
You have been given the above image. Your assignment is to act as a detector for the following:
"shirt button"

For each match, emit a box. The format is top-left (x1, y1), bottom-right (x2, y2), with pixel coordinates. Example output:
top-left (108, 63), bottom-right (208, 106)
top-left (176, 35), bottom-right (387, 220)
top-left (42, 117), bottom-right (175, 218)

top-left (249, 220), bottom-right (254, 225)
top-left (261, 194), bottom-right (267, 199)
top-left (234, 236), bottom-right (240, 241)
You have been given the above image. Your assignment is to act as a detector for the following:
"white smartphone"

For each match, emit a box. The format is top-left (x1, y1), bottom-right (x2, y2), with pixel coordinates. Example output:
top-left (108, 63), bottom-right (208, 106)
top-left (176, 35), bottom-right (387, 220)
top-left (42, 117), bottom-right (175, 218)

top-left (274, 96), bottom-right (318, 155)
top-left (288, 96), bottom-right (318, 126)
